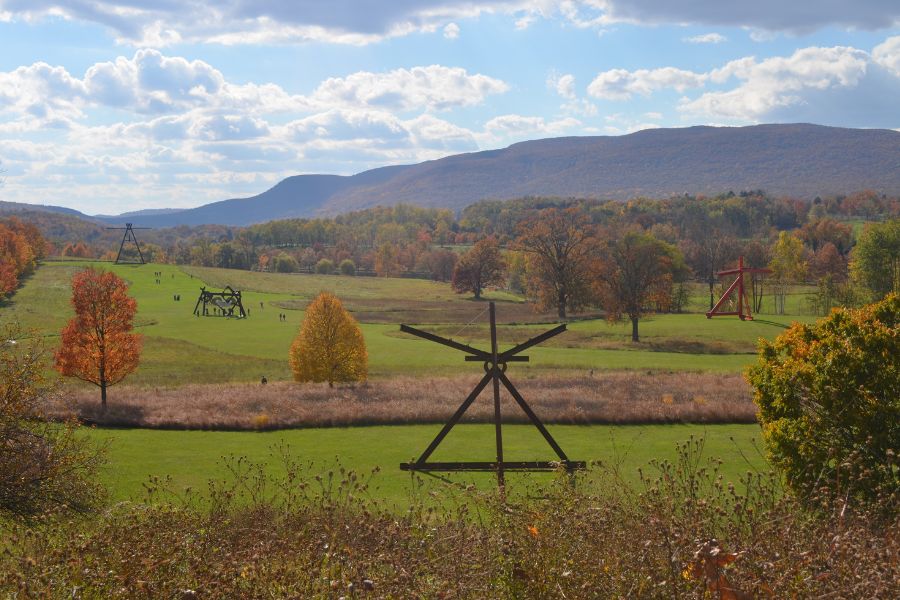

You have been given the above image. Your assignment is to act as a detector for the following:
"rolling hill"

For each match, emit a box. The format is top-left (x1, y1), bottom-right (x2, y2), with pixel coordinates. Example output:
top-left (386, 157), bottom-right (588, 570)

top-left (6, 123), bottom-right (900, 227)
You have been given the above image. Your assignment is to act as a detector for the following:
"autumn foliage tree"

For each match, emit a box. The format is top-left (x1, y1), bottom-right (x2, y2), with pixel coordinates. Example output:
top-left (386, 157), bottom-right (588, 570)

top-left (516, 207), bottom-right (597, 319)
top-left (850, 218), bottom-right (900, 301)
top-left (0, 217), bottom-right (44, 300)
top-left (747, 294), bottom-right (899, 507)
top-left (451, 237), bottom-right (506, 299)
top-left (768, 231), bottom-right (808, 314)
top-left (593, 231), bottom-right (684, 342)
top-left (290, 292), bottom-right (367, 387)
top-left (54, 268), bottom-right (142, 409)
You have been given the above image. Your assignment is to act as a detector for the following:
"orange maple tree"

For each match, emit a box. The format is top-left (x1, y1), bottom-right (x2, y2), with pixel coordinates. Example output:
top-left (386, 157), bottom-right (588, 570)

top-left (0, 217), bottom-right (43, 300)
top-left (54, 268), bottom-right (142, 409)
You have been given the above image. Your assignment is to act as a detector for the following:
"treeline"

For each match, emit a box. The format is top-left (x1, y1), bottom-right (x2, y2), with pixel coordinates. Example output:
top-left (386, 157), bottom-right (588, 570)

top-left (0, 217), bottom-right (46, 300)
top-left (10, 190), bottom-right (900, 307)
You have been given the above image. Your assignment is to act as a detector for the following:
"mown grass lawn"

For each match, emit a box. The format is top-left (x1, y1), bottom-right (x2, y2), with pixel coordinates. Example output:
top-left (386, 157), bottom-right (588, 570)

top-left (0, 260), bottom-right (818, 387)
top-left (85, 423), bottom-right (767, 507)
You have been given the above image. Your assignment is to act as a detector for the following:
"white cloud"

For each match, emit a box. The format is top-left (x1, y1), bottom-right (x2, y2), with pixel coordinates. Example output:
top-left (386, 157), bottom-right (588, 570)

top-left (0, 49), bottom-right (513, 213)
top-left (873, 36), bottom-right (900, 77)
top-left (443, 22), bottom-right (460, 39)
top-left (681, 46), bottom-right (871, 120)
top-left (684, 32), bottom-right (726, 44)
top-left (555, 73), bottom-right (577, 99)
top-left (309, 65), bottom-right (508, 112)
top-left (587, 67), bottom-right (706, 100)
top-left (482, 114), bottom-right (581, 141)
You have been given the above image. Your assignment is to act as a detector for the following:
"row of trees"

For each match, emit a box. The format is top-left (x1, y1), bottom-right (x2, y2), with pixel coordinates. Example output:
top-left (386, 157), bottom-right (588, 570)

top-left (449, 207), bottom-right (899, 335)
top-left (449, 208), bottom-right (687, 341)
top-left (25, 191), bottom-right (898, 277)
top-left (0, 217), bottom-right (45, 300)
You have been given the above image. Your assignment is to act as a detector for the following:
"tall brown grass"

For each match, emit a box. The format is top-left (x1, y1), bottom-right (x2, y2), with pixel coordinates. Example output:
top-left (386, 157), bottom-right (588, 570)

top-left (44, 372), bottom-right (755, 430)
top-left (3, 438), bottom-right (896, 598)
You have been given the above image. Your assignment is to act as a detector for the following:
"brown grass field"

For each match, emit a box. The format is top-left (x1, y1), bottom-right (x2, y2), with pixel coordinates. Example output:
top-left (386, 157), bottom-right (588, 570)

top-left (47, 371), bottom-right (755, 429)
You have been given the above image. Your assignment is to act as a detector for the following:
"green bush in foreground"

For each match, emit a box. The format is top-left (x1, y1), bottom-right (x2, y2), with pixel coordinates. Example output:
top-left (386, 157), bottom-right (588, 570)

top-left (2, 439), bottom-right (896, 598)
top-left (747, 294), bottom-right (899, 509)
top-left (1, 325), bottom-right (105, 519)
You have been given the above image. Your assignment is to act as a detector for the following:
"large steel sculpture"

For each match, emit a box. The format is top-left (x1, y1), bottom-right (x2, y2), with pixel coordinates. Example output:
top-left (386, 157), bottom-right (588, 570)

top-left (107, 223), bottom-right (150, 265)
top-left (399, 302), bottom-right (585, 488)
top-left (193, 286), bottom-right (247, 318)
top-left (706, 256), bottom-right (772, 321)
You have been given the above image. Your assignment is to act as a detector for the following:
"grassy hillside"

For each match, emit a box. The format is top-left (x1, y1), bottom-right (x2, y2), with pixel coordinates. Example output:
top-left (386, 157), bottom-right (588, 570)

top-left (0, 260), bottom-right (817, 387)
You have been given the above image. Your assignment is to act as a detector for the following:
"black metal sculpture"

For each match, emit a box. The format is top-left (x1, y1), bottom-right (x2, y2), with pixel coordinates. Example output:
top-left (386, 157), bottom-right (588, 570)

top-left (107, 223), bottom-right (150, 265)
top-left (399, 301), bottom-right (585, 488)
top-left (193, 286), bottom-right (247, 318)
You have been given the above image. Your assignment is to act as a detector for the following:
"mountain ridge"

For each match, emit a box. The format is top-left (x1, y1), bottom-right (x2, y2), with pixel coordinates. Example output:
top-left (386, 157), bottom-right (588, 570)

top-left (5, 124), bottom-right (900, 228)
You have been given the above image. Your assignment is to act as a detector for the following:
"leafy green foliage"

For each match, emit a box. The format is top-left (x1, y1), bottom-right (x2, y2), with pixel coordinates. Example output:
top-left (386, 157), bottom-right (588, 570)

top-left (850, 218), bottom-right (900, 300)
top-left (747, 294), bottom-right (899, 508)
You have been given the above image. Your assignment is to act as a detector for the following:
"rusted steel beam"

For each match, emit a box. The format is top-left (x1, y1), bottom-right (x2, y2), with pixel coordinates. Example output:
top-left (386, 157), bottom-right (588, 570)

top-left (400, 324), bottom-right (491, 359)
top-left (400, 461), bottom-right (586, 472)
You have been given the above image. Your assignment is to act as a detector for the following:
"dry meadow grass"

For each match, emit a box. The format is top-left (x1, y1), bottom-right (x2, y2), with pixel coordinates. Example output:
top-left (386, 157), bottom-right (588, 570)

top-left (47, 372), bottom-right (755, 429)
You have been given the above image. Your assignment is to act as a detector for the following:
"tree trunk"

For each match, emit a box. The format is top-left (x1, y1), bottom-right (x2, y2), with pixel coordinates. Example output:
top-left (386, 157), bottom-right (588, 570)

top-left (708, 278), bottom-right (715, 311)
top-left (631, 317), bottom-right (639, 342)
top-left (100, 380), bottom-right (107, 410)
top-left (557, 290), bottom-right (566, 320)
top-left (474, 287), bottom-right (481, 299)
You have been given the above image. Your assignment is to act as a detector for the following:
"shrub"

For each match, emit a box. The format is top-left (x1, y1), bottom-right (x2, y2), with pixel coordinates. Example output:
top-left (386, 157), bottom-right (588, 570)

top-left (272, 253), bottom-right (299, 273)
top-left (338, 259), bottom-right (356, 276)
top-left (315, 258), bottom-right (335, 274)
top-left (746, 294), bottom-right (899, 509)
top-left (1, 325), bottom-right (105, 519)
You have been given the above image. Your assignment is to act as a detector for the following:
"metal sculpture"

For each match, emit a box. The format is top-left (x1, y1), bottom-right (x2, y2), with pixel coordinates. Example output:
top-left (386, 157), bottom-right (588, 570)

top-left (107, 223), bottom-right (150, 265)
top-left (193, 286), bottom-right (247, 318)
top-left (706, 256), bottom-right (772, 321)
top-left (399, 302), bottom-right (585, 488)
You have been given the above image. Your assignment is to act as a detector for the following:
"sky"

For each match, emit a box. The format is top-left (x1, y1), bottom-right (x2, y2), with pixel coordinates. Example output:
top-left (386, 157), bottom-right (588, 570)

top-left (0, 1), bottom-right (899, 215)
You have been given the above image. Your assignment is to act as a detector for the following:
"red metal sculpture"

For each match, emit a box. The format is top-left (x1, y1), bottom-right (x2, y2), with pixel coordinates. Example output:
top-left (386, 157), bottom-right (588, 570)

top-left (706, 256), bottom-right (772, 321)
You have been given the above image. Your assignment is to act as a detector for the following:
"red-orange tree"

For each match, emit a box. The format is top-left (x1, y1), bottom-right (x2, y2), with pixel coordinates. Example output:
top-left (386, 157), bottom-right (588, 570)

top-left (54, 268), bottom-right (142, 409)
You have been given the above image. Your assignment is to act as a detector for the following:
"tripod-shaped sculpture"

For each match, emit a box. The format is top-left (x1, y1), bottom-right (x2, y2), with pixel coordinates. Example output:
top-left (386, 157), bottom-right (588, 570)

top-left (107, 223), bottom-right (151, 265)
top-left (399, 302), bottom-right (585, 488)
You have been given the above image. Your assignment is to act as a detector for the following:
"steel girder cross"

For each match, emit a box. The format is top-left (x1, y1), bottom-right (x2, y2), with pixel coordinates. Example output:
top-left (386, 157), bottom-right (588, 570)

top-left (399, 301), bottom-right (586, 488)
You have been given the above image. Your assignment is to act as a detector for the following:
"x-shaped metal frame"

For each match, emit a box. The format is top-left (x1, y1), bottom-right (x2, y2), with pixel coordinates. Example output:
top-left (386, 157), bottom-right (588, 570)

top-left (399, 302), bottom-right (585, 488)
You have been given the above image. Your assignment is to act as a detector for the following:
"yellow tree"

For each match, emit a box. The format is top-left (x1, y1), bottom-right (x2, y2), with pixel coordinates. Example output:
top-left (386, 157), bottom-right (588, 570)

top-left (289, 292), bottom-right (367, 387)
top-left (769, 231), bottom-right (808, 314)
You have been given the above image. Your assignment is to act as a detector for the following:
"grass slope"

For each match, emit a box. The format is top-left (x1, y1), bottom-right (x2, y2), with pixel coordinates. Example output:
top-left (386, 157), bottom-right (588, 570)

top-left (0, 260), bottom-right (817, 387)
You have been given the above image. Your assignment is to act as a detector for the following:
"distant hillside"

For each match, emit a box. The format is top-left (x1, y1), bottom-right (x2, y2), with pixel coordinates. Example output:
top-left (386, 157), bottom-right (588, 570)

top-left (9, 124), bottom-right (900, 227)
top-left (322, 124), bottom-right (900, 215)
top-left (92, 165), bottom-right (409, 228)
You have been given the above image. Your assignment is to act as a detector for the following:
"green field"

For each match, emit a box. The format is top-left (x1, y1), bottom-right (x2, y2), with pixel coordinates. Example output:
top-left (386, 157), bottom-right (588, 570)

top-left (2, 262), bottom-right (781, 507)
top-left (0, 260), bottom-right (816, 386)
top-left (86, 423), bottom-right (767, 505)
